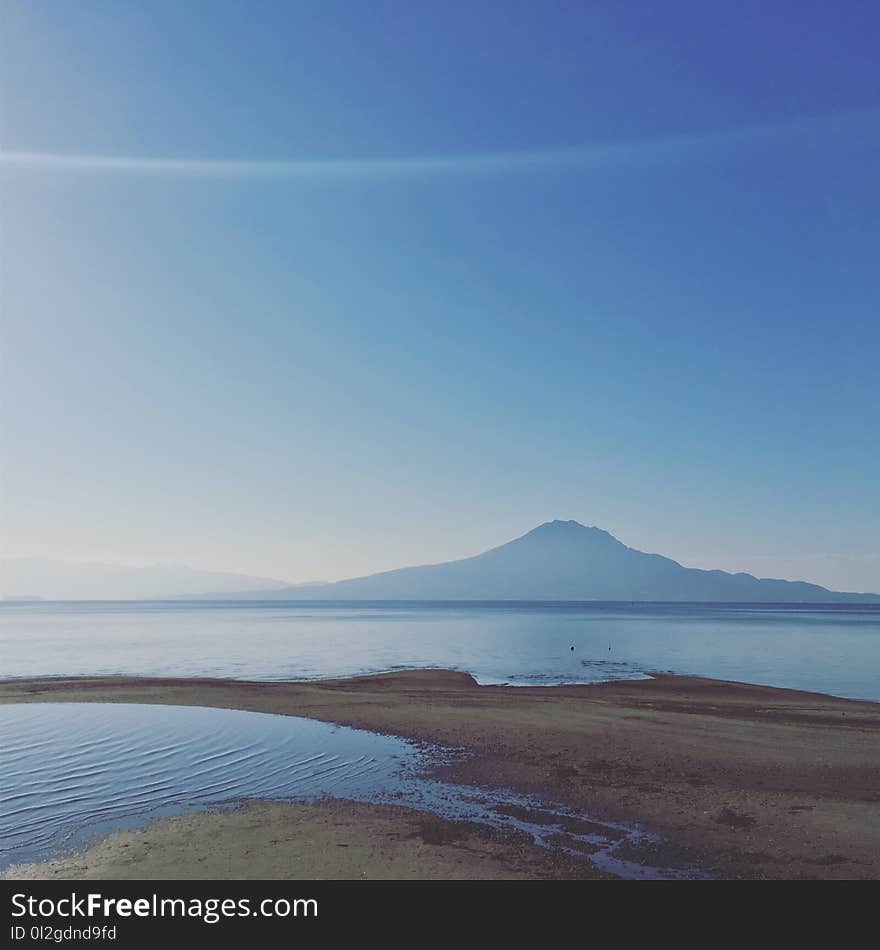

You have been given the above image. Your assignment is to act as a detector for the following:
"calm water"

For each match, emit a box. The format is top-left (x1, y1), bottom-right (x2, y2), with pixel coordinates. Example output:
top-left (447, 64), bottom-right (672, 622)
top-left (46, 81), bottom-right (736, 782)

top-left (1, 600), bottom-right (879, 700)
top-left (0, 704), bottom-right (698, 879)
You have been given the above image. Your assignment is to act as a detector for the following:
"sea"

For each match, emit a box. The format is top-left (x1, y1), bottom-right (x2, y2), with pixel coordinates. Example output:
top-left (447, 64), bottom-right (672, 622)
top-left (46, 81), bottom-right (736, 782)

top-left (2, 599), bottom-right (878, 701)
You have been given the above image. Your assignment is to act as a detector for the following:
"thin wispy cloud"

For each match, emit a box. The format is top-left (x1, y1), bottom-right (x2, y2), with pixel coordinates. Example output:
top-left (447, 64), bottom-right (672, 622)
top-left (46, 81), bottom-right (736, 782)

top-left (2, 109), bottom-right (877, 180)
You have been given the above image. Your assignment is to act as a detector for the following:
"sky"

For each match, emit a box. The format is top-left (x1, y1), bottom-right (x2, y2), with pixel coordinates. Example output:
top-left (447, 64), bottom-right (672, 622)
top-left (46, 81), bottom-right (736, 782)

top-left (1, 1), bottom-right (879, 592)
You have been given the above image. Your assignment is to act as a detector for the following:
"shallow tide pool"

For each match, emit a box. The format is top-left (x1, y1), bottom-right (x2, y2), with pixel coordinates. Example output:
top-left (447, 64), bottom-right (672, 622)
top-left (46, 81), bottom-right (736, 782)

top-left (0, 703), bottom-right (703, 880)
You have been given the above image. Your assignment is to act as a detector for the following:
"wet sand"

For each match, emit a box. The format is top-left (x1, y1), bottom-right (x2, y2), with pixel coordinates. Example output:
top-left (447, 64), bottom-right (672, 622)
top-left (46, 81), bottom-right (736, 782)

top-left (4, 799), bottom-right (604, 881)
top-left (2, 670), bottom-right (879, 879)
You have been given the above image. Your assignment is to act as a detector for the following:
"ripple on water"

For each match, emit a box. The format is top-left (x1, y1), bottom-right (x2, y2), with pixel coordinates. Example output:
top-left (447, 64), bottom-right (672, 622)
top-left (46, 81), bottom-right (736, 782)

top-left (0, 703), bottom-right (706, 879)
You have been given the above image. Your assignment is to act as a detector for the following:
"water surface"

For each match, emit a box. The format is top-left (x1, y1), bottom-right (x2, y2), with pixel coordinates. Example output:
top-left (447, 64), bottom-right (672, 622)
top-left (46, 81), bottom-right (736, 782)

top-left (0, 703), bottom-right (698, 879)
top-left (2, 600), bottom-right (878, 700)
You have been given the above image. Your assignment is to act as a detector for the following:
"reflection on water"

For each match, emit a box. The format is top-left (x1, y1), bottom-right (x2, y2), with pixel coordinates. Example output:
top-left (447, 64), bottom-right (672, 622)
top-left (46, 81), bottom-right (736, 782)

top-left (0, 703), bottom-right (703, 880)
top-left (1, 600), bottom-right (879, 700)
top-left (0, 703), bottom-right (411, 862)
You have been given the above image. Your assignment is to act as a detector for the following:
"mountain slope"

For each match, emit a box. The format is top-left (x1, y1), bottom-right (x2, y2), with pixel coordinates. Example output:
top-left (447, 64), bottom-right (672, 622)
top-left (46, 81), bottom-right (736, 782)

top-left (233, 520), bottom-right (880, 603)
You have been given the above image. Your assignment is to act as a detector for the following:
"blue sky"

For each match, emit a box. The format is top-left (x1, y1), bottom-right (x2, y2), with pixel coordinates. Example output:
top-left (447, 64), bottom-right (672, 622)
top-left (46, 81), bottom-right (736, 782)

top-left (2, 1), bottom-right (879, 590)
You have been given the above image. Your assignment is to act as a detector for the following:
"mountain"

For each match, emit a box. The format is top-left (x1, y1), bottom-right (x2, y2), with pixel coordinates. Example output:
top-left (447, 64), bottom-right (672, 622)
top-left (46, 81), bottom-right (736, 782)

top-left (224, 520), bottom-right (880, 603)
top-left (0, 558), bottom-right (290, 601)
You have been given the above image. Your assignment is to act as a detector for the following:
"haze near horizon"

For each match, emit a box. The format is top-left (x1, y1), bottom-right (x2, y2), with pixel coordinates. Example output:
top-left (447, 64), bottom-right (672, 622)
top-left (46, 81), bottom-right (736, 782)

top-left (3, 521), bottom-right (879, 602)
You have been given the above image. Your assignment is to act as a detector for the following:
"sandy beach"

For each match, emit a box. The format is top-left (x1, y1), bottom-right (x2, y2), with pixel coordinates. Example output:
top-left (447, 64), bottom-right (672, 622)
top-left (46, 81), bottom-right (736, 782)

top-left (4, 799), bottom-right (606, 881)
top-left (2, 670), bottom-right (879, 880)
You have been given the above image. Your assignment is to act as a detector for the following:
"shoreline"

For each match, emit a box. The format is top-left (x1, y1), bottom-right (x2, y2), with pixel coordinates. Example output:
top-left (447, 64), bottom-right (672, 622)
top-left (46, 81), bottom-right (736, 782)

top-left (4, 799), bottom-right (611, 881)
top-left (3, 670), bottom-right (879, 880)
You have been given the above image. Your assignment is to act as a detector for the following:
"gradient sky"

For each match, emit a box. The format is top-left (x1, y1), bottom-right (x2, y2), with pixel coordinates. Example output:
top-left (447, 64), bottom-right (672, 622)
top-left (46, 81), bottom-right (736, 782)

top-left (1, 1), bottom-right (879, 591)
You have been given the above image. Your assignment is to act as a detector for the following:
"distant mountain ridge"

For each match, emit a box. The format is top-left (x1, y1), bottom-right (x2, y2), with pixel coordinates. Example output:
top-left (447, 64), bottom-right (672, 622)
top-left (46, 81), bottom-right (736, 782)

top-left (0, 558), bottom-right (290, 601)
top-left (222, 520), bottom-right (880, 603)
